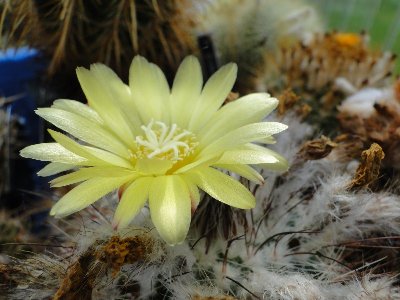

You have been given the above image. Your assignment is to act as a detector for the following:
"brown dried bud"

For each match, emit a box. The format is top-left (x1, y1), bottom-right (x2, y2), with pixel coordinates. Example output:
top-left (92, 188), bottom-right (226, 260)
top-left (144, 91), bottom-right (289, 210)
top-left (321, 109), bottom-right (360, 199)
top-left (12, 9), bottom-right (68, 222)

top-left (277, 89), bottom-right (301, 115)
top-left (299, 136), bottom-right (337, 160)
top-left (347, 143), bottom-right (385, 191)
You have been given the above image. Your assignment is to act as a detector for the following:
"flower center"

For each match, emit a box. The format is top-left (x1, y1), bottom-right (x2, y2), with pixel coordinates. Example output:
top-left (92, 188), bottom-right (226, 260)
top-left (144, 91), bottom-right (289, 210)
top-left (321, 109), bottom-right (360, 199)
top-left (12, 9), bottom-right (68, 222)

top-left (135, 120), bottom-right (197, 162)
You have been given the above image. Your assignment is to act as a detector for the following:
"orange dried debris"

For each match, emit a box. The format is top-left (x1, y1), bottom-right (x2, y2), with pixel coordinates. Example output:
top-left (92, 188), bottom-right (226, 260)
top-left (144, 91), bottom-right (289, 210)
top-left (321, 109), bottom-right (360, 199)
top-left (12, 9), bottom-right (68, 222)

top-left (0, 264), bottom-right (19, 290)
top-left (54, 233), bottom-right (157, 299)
top-left (299, 136), bottom-right (337, 160)
top-left (97, 234), bottom-right (155, 277)
top-left (53, 244), bottom-right (99, 300)
top-left (275, 88), bottom-right (310, 118)
top-left (298, 103), bottom-right (312, 119)
top-left (277, 89), bottom-right (301, 115)
top-left (0, 264), bottom-right (11, 283)
top-left (347, 143), bottom-right (385, 191)
top-left (338, 101), bottom-right (400, 168)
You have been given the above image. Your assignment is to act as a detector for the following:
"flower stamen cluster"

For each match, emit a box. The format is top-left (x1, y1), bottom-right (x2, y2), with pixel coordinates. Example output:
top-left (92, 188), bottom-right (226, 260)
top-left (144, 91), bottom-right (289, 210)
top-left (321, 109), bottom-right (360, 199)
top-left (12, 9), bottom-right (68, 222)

top-left (135, 120), bottom-right (197, 162)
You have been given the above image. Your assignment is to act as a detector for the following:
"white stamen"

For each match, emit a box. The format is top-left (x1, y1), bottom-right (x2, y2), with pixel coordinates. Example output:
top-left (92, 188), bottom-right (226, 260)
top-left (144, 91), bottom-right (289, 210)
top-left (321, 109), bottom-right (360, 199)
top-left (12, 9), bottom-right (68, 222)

top-left (173, 131), bottom-right (190, 141)
top-left (164, 123), bottom-right (177, 143)
top-left (147, 149), bottom-right (162, 158)
top-left (174, 141), bottom-right (190, 150)
top-left (135, 121), bottom-right (197, 161)
top-left (156, 121), bottom-right (168, 143)
top-left (172, 146), bottom-right (179, 158)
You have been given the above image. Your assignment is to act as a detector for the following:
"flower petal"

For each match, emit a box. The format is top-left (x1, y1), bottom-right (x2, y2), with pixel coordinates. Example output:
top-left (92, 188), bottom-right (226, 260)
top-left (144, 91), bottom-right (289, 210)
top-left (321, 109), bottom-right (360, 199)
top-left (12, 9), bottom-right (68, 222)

top-left (216, 164), bottom-right (264, 184)
top-left (113, 177), bottom-right (153, 229)
top-left (148, 175), bottom-right (191, 245)
top-left (199, 122), bottom-right (288, 158)
top-left (258, 136), bottom-right (276, 144)
top-left (50, 166), bottom-right (138, 187)
top-left (37, 162), bottom-right (75, 177)
top-left (81, 64), bottom-right (144, 135)
top-left (197, 94), bottom-right (278, 145)
top-left (185, 179), bottom-right (201, 212)
top-left (50, 170), bottom-right (91, 187)
top-left (88, 64), bottom-right (144, 135)
top-left (170, 56), bottom-right (203, 127)
top-left (129, 56), bottom-right (170, 123)
top-left (48, 130), bottom-right (132, 168)
top-left (189, 63), bottom-right (237, 131)
top-left (51, 99), bottom-right (103, 124)
top-left (83, 146), bottom-right (133, 168)
top-left (36, 108), bottom-right (130, 157)
top-left (174, 153), bottom-right (221, 174)
top-left (237, 143), bottom-right (289, 171)
top-left (135, 158), bottom-right (174, 175)
top-left (76, 66), bottom-right (138, 143)
top-left (186, 167), bottom-right (255, 209)
top-left (50, 175), bottom-right (135, 218)
top-left (89, 64), bottom-right (131, 107)
top-left (215, 144), bottom-right (287, 166)
top-left (20, 143), bottom-right (87, 165)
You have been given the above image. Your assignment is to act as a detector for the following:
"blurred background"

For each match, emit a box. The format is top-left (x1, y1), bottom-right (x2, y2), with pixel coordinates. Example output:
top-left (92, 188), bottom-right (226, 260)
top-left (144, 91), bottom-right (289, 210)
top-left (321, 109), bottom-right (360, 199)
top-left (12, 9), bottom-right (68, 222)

top-left (313, 0), bottom-right (400, 71)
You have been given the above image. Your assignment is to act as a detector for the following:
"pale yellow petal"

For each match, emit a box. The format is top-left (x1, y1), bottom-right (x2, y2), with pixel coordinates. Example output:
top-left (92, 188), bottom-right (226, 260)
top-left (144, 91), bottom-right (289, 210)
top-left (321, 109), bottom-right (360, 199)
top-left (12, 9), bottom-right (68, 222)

top-left (186, 167), bottom-right (255, 209)
top-left (215, 145), bottom-right (284, 165)
top-left (189, 63), bottom-right (237, 131)
top-left (50, 166), bottom-right (138, 187)
top-left (113, 177), bottom-right (153, 229)
top-left (89, 64), bottom-right (143, 136)
top-left (199, 122), bottom-right (288, 158)
top-left (50, 175), bottom-right (134, 218)
top-left (118, 109), bottom-right (144, 137)
top-left (135, 158), bottom-right (174, 175)
top-left (50, 169), bottom-right (92, 187)
top-left (20, 143), bottom-right (88, 165)
top-left (149, 175), bottom-right (191, 245)
top-left (174, 153), bottom-right (220, 174)
top-left (216, 164), bottom-right (264, 184)
top-left (76, 67), bottom-right (138, 144)
top-left (83, 146), bottom-right (132, 168)
top-left (36, 108), bottom-right (130, 157)
top-left (51, 99), bottom-right (103, 124)
top-left (185, 178), bottom-right (201, 211)
top-left (238, 143), bottom-right (289, 171)
top-left (48, 130), bottom-right (132, 168)
top-left (129, 56), bottom-right (170, 123)
top-left (197, 94), bottom-right (278, 144)
top-left (48, 130), bottom-right (103, 163)
top-left (258, 136), bottom-right (276, 144)
top-left (37, 162), bottom-right (75, 177)
top-left (88, 64), bottom-right (141, 121)
top-left (170, 56), bottom-right (203, 127)
top-left (78, 64), bottom-right (143, 135)
top-left (89, 64), bottom-right (131, 106)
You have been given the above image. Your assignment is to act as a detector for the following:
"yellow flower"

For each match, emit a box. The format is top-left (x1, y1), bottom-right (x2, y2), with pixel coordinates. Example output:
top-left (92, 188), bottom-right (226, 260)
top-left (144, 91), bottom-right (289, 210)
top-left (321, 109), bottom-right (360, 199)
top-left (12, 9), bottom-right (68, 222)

top-left (20, 56), bottom-right (288, 245)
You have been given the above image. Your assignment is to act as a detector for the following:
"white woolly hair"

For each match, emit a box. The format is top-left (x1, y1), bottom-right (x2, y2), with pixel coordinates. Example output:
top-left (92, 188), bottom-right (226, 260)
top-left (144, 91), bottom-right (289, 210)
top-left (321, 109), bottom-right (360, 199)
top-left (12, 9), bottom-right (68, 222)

top-left (245, 270), bottom-right (400, 300)
top-left (6, 116), bottom-right (400, 299)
